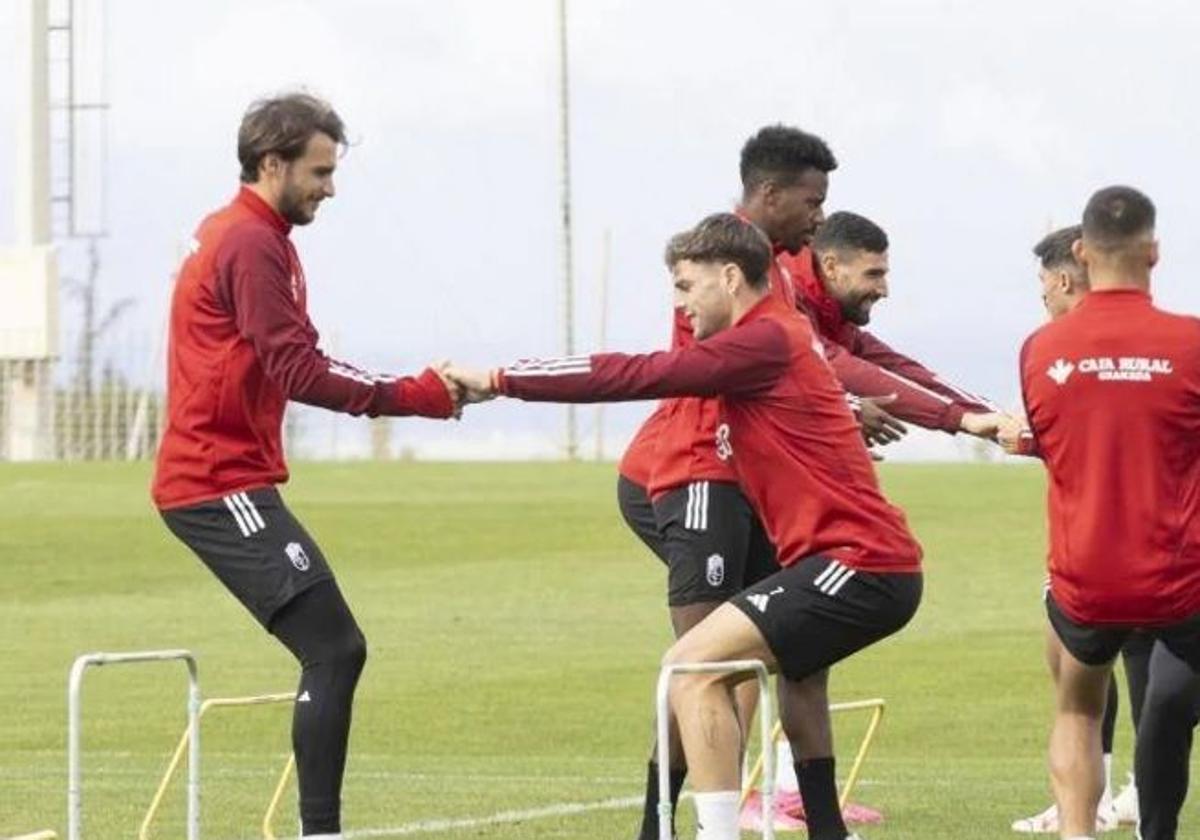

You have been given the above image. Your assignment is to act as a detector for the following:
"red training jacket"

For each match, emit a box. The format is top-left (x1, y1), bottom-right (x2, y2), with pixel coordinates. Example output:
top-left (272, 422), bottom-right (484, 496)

top-left (618, 248), bottom-right (797, 496)
top-left (152, 187), bottom-right (454, 509)
top-left (782, 249), bottom-right (996, 431)
top-left (500, 294), bottom-right (923, 572)
top-left (1020, 288), bottom-right (1200, 625)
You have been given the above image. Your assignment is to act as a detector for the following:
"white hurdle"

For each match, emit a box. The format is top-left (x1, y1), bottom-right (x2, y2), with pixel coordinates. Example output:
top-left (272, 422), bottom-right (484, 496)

top-left (656, 659), bottom-right (775, 840)
top-left (67, 650), bottom-right (200, 840)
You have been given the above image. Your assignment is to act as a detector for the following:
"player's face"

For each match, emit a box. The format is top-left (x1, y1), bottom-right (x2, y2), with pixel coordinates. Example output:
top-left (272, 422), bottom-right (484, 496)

top-left (1039, 267), bottom-right (1074, 320)
top-left (826, 249), bottom-right (889, 325)
top-left (766, 169), bottom-right (828, 253)
top-left (277, 132), bottom-right (338, 226)
top-left (673, 259), bottom-right (735, 340)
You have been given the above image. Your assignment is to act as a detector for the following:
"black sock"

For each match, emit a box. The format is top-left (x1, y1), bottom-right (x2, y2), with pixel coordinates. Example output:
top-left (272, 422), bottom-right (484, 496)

top-left (637, 761), bottom-right (687, 840)
top-left (797, 757), bottom-right (847, 840)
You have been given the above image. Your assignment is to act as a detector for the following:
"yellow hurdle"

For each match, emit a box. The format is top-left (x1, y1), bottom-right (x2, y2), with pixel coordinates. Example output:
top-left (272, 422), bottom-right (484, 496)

top-left (739, 697), bottom-right (886, 810)
top-left (140, 693), bottom-right (296, 840)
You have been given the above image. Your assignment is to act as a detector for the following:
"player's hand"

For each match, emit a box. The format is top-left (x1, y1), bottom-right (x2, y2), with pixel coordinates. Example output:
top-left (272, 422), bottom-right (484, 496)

top-left (996, 414), bottom-right (1029, 455)
top-left (858, 394), bottom-right (907, 447)
top-left (443, 365), bottom-right (497, 405)
top-left (431, 361), bottom-right (464, 418)
top-left (959, 411), bottom-right (1012, 440)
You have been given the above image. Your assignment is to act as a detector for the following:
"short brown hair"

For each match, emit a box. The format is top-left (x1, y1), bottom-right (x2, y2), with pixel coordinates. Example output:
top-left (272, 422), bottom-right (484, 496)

top-left (1033, 224), bottom-right (1082, 270)
top-left (663, 213), bottom-right (772, 289)
top-left (237, 93), bottom-right (346, 183)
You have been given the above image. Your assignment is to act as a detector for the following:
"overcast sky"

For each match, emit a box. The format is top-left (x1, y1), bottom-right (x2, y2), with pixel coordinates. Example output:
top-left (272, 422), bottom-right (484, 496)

top-left (2, 0), bottom-right (1199, 459)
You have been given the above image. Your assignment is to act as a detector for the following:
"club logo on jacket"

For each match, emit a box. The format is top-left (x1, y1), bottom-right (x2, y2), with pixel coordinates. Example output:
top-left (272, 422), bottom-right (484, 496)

top-left (706, 554), bottom-right (725, 587)
top-left (715, 423), bottom-right (733, 461)
top-left (1047, 359), bottom-right (1075, 385)
top-left (285, 541), bottom-right (310, 571)
top-left (1050, 356), bottom-right (1173, 385)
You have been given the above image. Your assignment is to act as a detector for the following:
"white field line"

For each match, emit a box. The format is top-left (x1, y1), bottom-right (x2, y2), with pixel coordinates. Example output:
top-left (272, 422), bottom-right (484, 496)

top-left (345, 795), bottom-right (642, 838)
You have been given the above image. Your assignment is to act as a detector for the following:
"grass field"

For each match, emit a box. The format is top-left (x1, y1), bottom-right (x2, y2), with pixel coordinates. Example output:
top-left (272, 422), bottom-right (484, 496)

top-left (0, 461), bottom-right (1191, 838)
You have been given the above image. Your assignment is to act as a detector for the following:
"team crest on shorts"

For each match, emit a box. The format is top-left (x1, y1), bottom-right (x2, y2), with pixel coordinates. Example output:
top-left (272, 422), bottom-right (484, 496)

top-left (706, 554), bottom-right (725, 587)
top-left (285, 542), bottom-right (310, 571)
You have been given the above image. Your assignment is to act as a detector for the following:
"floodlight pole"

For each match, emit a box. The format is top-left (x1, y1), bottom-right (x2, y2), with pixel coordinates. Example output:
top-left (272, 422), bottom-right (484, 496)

top-left (556, 0), bottom-right (578, 460)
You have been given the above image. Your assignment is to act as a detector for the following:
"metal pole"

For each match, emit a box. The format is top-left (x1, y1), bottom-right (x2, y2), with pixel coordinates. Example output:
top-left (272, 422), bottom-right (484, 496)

top-left (656, 659), bottom-right (775, 840)
top-left (594, 228), bottom-right (610, 461)
top-left (556, 0), bottom-right (578, 459)
top-left (15, 0), bottom-right (51, 247)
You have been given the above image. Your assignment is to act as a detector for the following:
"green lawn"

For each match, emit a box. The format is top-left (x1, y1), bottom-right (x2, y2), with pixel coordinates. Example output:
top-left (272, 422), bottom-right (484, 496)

top-left (0, 461), bottom-right (1187, 838)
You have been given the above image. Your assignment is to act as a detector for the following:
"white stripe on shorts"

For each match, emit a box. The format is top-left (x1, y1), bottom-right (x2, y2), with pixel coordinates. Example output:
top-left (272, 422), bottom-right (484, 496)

top-left (223, 495), bottom-right (252, 538)
top-left (239, 492), bottom-right (266, 530)
top-left (813, 560), bottom-right (843, 589)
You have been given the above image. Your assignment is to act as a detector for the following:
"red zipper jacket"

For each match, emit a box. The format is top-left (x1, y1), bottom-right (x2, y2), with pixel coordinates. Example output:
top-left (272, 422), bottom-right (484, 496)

top-left (152, 188), bottom-right (453, 509)
top-left (501, 294), bottom-right (923, 572)
top-left (1021, 288), bottom-right (1200, 624)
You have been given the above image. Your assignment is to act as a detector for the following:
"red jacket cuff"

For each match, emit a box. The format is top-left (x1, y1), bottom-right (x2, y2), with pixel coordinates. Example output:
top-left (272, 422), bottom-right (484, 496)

top-left (397, 368), bottom-right (455, 418)
top-left (941, 403), bottom-right (966, 433)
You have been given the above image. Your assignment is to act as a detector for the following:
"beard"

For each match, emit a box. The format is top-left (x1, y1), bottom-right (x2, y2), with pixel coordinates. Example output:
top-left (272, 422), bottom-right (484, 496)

top-left (277, 183), bottom-right (317, 226)
top-left (840, 298), bottom-right (873, 326)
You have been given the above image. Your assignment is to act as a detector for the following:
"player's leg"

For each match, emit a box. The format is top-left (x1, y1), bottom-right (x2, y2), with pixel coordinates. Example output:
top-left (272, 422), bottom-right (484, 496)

top-left (1134, 628), bottom-right (1200, 840)
top-left (665, 557), bottom-right (922, 840)
top-left (162, 487), bottom-right (355, 837)
top-left (1109, 634), bottom-right (1153, 825)
top-left (636, 480), bottom-right (765, 840)
top-left (1044, 594), bottom-right (1125, 839)
top-left (270, 579), bottom-right (367, 836)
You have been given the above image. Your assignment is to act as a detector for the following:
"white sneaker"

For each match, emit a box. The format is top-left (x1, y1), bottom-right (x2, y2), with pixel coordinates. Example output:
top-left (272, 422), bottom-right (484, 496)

top-left (1010, 798), bottom-right (1118, 833)
top-left (1111, 773), bottom-right (1139, 825)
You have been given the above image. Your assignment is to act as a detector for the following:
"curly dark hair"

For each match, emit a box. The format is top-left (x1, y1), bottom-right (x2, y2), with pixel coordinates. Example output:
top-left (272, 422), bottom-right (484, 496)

top-left (739, 125), bottom-right (837, 195)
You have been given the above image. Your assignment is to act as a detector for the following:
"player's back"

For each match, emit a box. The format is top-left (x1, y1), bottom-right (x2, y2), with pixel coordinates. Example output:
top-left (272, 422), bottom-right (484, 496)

top-left (153, 191), bottom-right (292, 508)
top-left (1021, 289), bottom-right (1200, 624)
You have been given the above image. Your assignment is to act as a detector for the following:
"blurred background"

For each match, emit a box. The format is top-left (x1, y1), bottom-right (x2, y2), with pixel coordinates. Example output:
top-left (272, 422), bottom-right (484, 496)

top-left (2, 0), bottom-right (1198, 464)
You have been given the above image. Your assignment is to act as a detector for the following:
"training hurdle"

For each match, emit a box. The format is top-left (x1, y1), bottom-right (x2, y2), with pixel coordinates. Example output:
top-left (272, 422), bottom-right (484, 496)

top-left (740, 697), bottom-right (887, 810)
top-left (68, 650), bottom-right (200, 840)
top-left (140, 692), bottom-right (296, 840)
top-left (6, 832), bottom-right (58, 840)
top-left (657, 659), bottom-right (776, 840)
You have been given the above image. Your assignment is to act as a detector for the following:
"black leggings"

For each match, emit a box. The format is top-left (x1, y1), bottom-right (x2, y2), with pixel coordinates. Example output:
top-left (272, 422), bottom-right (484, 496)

top-left (269, 580), bottom-right (367, 835)
top-left (1133, 641), bottom-right (1200, 840)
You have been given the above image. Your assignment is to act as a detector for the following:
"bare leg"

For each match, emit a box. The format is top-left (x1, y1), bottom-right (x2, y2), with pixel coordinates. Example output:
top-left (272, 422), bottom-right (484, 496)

top-left (663, 603), bottom-right (779, 791)
top-left (1048, 629), bottom-right (1112, 838)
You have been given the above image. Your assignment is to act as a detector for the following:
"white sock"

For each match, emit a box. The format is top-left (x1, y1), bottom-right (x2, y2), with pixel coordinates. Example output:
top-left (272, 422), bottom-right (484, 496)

top-left (1102, 753), bottom-right (1113, 799)
top-left (775, 739), bottom-right (799, 792)
top-left (694, 790), bottom-right (740, 840)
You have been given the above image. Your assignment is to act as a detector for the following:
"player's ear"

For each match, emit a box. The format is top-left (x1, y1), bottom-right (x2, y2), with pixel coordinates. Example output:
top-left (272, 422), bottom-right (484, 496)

top-left (1071, 237), bottom-right (1086, 267)
top-left (1148, 239), bottom-right (1160, 268)
top-left (721, 262), bottom-right (741, 296)
top-left (819, 250), bottom-right (838, 281)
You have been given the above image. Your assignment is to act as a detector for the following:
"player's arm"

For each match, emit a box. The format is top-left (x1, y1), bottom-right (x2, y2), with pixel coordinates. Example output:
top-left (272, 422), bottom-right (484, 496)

top-left (487, 318), bottom-right (791, 404)
top-left (1010, 335), bottom-right (1045, 459)
top-left (849, 326), bottom-right (998, 413)
top-left (219, 228), bottom-right (456, 419)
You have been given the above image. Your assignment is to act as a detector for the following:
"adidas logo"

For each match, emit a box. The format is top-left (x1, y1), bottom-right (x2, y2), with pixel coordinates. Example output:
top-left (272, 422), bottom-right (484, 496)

top-left (297, 691), bottom-right (311, 703)
top-left (747, 586), bottom-right (784, 613)
top-left (1047, 358), bottom-right (1075, 385)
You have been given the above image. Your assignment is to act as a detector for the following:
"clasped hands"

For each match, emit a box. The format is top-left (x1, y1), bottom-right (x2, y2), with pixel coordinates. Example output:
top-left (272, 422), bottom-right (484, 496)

top-left (431, 363), bottom-right (498, 415)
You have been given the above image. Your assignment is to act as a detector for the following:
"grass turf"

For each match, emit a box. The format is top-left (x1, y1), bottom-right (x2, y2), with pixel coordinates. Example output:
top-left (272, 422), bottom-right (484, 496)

top-left (0, 461), bottom-right (1188, 838)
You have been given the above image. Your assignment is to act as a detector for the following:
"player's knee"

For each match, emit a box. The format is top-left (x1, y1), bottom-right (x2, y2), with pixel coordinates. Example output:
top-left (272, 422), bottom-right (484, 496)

top-left (327, 626), bottom-right (367, 680)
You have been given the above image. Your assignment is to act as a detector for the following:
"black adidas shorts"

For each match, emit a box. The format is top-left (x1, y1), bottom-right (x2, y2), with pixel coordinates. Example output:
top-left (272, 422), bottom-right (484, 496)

top-left (617, 475), bottom-right (669, 563)
top-left (617, 477), bottom-right (778, 606)
top-left (161, 486), bottom-right (333, 628)
top-left (732, 555), bottom-right (923, 682)
top-left (655, 480), bottom-right (778, 607)
top-left (1046, 592), bottom-right (1200, 670)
